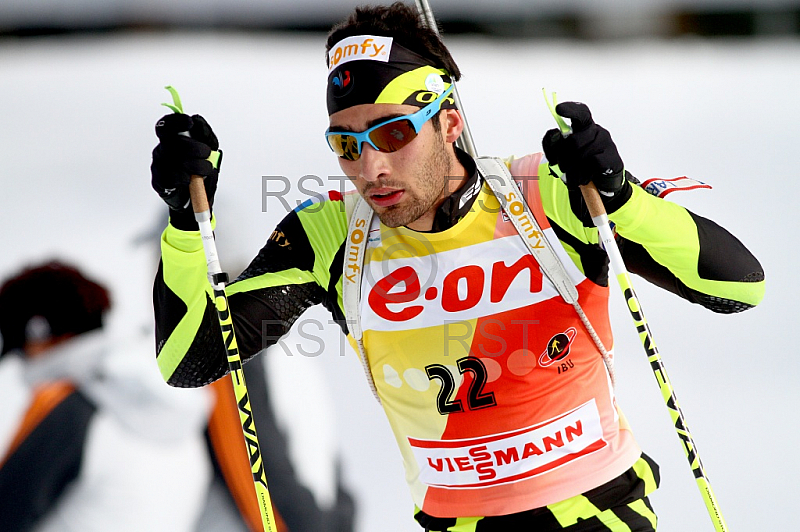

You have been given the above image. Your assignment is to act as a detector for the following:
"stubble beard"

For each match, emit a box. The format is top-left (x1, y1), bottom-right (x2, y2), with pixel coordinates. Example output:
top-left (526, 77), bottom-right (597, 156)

top-left (374, 132), bottom-right (452, 229)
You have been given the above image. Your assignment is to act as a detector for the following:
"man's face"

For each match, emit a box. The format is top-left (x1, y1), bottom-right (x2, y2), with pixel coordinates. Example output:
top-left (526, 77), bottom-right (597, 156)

top-left (329, 103), bottom-right (457, 230)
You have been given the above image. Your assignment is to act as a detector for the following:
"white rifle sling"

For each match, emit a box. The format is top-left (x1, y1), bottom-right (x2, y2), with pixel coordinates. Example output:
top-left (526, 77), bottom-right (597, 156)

top-left (476, 156), bottom-right (579, 304)
top-left (343, 195), bottom-right (381, 403)
top-left (476, 156), bottom-right (614, 384)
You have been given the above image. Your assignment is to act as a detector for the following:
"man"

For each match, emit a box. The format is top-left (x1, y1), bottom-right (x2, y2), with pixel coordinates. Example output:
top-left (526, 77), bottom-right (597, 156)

top-left (149, 3), bottom-right (764, 531)
top-left (0, 261), bottom-right (212, 531)
top-left (0, 260), bottom-right (348, 532)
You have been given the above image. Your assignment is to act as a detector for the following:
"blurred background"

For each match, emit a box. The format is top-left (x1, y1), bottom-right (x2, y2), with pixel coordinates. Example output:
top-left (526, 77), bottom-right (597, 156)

top-left (1, 1), bottom-right (798, 531)
top-left (2, 0), bottom-right (800, 38)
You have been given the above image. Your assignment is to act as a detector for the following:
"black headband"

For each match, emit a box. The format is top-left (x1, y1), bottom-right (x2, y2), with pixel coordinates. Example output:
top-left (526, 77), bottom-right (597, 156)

top-left (326, 35), bottom-right (455, 115)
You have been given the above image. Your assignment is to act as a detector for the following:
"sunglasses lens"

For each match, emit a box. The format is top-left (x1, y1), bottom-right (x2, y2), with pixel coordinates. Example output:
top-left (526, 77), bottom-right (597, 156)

top-left (369, 120), bottom-right (418, 153)
top-left (326, 118), bottom-right (419, 161)
top-left (327, 134), bottom-right (360, 161)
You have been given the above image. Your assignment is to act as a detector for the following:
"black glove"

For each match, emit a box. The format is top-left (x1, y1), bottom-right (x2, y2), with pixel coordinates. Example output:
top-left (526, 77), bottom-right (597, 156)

top-left (542, 102), bottom-right (629, 194)
top-left (542, 102), bottom-right (632, 226)
top-left (151, 113), bottom-right (222, 230)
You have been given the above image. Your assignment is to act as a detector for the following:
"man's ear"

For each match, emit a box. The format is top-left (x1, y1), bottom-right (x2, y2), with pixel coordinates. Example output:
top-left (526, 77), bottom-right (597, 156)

top-left (442, 109), bottom-right (464, 144)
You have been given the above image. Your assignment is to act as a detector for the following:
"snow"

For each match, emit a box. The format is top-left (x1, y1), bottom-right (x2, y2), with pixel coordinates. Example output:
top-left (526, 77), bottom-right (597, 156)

top-left (1, 31), bottom-right (798, 531)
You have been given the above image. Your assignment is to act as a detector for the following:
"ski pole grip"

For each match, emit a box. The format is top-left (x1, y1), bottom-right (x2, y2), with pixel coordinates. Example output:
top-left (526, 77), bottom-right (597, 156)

top-left (176, 128), bottom-right (211, 214)
top-left (579, 182), bottom-right (607, 219)
top-left (189, 176), bottom-right (210, 214)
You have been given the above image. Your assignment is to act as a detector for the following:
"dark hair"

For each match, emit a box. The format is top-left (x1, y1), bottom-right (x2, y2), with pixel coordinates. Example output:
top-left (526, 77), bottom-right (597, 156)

top-left (326, 2), bottom-right (461, 81)
top-left (0, 261), bottom-right (111, 355)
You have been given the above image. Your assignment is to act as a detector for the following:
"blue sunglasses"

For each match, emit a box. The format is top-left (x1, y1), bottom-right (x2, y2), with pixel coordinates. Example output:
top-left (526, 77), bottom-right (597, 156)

top-left (325, 85), bottom-right (454, 161)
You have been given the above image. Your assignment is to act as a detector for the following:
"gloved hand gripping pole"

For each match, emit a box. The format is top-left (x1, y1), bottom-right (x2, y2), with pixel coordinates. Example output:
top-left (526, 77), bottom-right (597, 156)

top-left (164, 86), bottom-right (278, 532)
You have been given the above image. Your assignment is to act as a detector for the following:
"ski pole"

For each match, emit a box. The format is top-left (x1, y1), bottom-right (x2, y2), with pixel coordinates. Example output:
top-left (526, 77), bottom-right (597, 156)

top-left (414, 0), bottom-right (616, 384)
top-left (544, 90), bottom-right (729, 532)
top-left (162, 86), bottom-right (278, 532)
top-left (414, 0), bottom-right (477, 157)
top-left (414, 2), bottom-right (727, 528)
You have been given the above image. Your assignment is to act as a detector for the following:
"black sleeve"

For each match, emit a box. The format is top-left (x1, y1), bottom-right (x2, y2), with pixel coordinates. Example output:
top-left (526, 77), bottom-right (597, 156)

top-left (0, 390), bottom-right (96, 531)
top-left (618, 210), bottom-right (764, 313)
top-left (154, 210), bottom-right (329, 388)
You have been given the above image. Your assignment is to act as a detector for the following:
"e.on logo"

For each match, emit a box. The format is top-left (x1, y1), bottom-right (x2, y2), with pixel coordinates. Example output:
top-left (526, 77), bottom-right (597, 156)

top-left (367, 254), bottom-right (544, 323)
top-left (328, 35), bottom-right (393, 72)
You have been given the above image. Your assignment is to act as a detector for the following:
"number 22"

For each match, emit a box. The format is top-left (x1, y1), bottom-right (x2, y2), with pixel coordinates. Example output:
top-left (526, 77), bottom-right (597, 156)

top-left (425, 356), bottom-right (497, 415)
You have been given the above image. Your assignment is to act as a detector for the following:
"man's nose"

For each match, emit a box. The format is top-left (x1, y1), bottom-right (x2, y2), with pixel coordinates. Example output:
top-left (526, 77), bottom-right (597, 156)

top-left (357, 143), bottom-right (389, 183)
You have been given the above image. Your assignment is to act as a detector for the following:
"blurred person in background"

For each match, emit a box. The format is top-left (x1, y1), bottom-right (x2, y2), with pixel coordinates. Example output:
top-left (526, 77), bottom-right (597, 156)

top-left (0, 260), bottom-right (212, 531)
top-left (136, 215), bottom-right (357, 532)
top-left (0, 257), bottom-right (354, 532)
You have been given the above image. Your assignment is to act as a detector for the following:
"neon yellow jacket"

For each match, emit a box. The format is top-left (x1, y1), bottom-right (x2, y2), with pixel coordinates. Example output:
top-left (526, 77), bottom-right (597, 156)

top-left (153, 151), bottom-right (764, 389)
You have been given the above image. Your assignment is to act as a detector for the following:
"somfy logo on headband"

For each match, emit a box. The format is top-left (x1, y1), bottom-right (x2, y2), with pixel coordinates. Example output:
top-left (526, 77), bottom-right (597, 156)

top-left (328, 35), bottom-right (392, 73)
